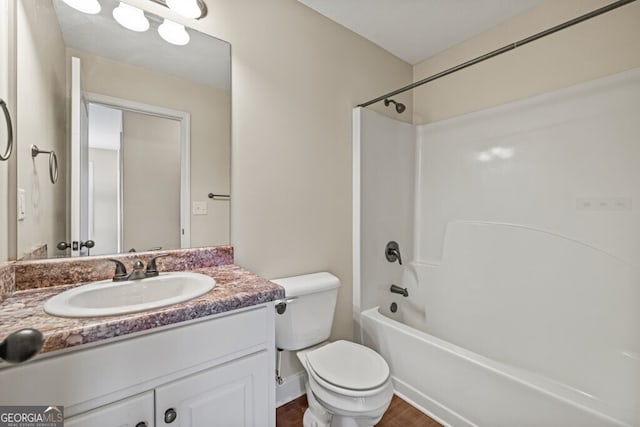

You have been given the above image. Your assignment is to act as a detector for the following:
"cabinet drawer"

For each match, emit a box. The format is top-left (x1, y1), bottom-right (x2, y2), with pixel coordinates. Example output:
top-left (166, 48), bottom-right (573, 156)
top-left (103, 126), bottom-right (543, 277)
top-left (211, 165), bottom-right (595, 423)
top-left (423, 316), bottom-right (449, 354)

top-left (65, 391), bottom-right (154, 427)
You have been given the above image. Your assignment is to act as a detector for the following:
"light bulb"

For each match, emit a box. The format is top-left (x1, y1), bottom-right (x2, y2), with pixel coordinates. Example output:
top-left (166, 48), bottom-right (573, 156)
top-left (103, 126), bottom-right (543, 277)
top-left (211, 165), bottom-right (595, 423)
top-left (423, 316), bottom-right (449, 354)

top-left (166, 0), bottom-right (201, 19)
top-left (158, 19), bottom-right (190, 46)
top-left (112, 2), bottom-right (149, 32)
top-left (62, 0), bottom-right (101, 14)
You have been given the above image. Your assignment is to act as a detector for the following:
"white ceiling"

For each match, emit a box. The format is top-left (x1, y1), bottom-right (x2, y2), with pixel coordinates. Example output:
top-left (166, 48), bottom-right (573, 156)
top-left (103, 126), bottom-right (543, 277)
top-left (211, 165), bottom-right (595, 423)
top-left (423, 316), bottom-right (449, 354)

top-left (52, 0), bottom-right (230, 90)
top-left (298, 0), bottom-right (544, 65)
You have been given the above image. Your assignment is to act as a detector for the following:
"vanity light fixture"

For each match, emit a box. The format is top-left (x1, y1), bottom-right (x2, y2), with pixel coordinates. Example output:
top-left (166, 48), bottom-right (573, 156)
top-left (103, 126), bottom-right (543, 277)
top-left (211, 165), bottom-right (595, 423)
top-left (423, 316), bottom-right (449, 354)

top-left (150, 0), bottom-right (208, 20)
top-left (166, 0), bottom-right (201, 19)
top-left (158, 19), bottom-right (190, 46)
top-left (62, 0), bottom-right (101, 14)
top-left (112, 2), bottom-right (150, 32)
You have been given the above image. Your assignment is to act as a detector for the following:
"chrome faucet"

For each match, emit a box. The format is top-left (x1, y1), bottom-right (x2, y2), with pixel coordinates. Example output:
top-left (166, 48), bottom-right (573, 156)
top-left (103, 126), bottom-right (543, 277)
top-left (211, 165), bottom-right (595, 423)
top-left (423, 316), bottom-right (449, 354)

top-left (385, 241), bottom-right (402, 265)
top-left (108, 254), bottom-right (169, 282)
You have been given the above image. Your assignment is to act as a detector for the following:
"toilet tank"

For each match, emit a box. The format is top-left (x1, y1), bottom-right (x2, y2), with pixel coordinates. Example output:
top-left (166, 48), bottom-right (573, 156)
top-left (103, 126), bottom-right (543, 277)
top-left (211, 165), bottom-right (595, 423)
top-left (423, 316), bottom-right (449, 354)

top-left (271, 272), bottom-right (341, 351)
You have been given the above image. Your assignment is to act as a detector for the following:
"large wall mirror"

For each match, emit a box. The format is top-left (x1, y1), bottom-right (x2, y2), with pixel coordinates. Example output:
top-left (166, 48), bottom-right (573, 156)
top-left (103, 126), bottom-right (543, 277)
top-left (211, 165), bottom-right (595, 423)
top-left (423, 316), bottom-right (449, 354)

top-left (16, 0), bottom-right (230, 259)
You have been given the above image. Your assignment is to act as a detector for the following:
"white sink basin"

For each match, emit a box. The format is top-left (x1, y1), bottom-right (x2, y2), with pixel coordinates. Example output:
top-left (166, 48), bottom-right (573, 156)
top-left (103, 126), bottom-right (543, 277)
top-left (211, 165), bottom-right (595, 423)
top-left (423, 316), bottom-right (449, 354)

top-left (44, 272), bottom-right (216, 318)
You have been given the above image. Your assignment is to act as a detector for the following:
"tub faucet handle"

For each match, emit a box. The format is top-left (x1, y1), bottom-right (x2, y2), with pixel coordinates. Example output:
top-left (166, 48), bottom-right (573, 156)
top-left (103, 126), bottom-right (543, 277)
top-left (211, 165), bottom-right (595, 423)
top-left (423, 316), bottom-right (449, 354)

top-left (385, 241), bottom-right (402, 265)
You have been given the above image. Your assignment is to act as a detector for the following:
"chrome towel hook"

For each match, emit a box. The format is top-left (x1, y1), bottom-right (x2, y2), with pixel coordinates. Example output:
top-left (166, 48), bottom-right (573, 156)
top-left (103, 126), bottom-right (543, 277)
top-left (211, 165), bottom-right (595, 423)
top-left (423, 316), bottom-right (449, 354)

top-left (0, 98), bottom-right (13, 161)
top-left (31, 145), bottom-right (59, 184)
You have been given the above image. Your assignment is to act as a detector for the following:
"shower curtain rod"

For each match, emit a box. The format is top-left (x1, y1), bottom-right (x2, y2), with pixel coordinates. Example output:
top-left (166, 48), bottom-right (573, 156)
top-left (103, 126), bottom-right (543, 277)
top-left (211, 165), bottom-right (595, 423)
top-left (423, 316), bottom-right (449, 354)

top-left (358, 0), bottom-right (637, 108)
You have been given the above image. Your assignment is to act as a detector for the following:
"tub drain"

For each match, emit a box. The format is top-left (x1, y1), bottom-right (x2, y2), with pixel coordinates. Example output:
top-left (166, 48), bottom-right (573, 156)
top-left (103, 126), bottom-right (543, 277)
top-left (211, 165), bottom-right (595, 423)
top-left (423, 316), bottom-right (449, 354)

top-left (390, 302), bottom-right (398, 313)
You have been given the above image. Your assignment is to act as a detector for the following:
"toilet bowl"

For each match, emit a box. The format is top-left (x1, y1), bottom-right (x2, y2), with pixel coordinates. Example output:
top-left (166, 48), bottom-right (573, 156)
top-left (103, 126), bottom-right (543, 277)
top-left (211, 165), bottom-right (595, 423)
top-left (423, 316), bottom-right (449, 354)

top-left (298, 341), bottom-right (394, 427)
top-left (272, 273), bottom-right (393, 427)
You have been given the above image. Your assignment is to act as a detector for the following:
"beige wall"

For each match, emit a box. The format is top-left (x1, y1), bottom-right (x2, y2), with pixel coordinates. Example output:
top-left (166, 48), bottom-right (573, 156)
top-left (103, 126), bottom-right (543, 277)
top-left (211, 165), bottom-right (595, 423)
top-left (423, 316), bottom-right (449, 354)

top-left (220, 0), bottom-right (412, 339)
top-left (122, 0), bottom-right (413, 377)
top-left (68, 49), bottom-right (231, 248)
top-left (16, 0), bottom-right (67, 258)
top-left (218, 0), bottom-right (413, 377)
top-left (413, 0), bottom-right (640, 124)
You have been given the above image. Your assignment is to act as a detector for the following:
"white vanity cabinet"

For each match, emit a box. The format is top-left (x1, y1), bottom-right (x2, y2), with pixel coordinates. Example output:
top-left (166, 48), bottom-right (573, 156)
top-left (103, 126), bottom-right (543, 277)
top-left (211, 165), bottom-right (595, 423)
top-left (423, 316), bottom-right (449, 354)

top-left (0, 304), bottom-right (276, 427)
top-left (155, 351), bottom-right (269, 426)
top-left (66, 351), bottom-right (269, 427)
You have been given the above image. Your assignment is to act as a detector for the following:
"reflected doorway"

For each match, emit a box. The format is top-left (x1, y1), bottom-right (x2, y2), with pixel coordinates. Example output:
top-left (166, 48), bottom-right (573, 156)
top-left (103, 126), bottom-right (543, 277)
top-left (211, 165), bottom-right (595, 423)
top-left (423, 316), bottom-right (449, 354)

top-left (85, 100), bottom-right (189, 256)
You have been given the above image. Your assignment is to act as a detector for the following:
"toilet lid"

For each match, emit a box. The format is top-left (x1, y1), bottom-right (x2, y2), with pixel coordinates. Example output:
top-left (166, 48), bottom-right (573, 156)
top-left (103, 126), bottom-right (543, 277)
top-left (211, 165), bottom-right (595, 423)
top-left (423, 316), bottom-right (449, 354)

top-left (306, 341), bottom-right (390, 390)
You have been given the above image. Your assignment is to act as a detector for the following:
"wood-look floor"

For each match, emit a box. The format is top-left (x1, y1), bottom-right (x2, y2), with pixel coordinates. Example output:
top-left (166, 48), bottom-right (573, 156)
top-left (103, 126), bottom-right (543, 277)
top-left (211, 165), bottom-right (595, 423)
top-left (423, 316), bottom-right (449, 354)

top-left (276, 394), bottom-right (442, 427)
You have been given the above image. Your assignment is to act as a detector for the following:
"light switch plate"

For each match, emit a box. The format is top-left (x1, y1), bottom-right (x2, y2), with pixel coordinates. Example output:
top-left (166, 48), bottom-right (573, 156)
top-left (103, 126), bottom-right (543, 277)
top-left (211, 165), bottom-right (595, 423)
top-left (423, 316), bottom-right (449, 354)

top-left (18, 188), bottom-right (26, 221)
top-left (192, 201), bottom-right (208, 215)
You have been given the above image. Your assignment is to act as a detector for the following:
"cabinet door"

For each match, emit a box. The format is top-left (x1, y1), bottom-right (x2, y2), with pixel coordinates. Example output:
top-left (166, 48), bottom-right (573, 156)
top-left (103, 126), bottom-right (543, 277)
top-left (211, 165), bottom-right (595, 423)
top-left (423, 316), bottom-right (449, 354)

top-left (65, 391), bottom-right (154, 427)
top-left (155, 351), bottom-right (271, 427)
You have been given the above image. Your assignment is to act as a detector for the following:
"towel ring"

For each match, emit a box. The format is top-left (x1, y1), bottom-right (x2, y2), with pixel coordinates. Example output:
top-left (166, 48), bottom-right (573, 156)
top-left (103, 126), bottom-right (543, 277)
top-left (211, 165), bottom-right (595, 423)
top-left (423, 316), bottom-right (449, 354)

top-left (0, 99), bottom-right (13, 161)
top-left (31, 145), bottom-right (58, 184)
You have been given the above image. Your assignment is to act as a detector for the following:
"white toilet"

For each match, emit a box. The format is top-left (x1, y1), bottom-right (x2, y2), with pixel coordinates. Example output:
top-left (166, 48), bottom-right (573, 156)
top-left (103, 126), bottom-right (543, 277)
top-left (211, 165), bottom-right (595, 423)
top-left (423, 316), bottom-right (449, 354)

top-left (272, 272), bottom-right (393, 427)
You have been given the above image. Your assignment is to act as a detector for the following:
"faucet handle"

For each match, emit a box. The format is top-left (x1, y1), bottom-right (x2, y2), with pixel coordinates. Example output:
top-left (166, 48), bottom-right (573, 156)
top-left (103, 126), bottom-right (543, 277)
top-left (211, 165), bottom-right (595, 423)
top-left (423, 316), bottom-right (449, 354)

top-left (385, 241), bottom-right (402, 265)
top-left (107, 259), bottom-right (128, 282)
top-left (145, 254), bottom-right (169, 277)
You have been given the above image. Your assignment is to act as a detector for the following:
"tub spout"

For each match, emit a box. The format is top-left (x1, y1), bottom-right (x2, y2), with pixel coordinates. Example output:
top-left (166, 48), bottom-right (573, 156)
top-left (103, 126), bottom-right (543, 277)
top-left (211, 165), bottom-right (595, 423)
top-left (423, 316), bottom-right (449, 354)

top-left (390, 284), bottom-right (408, 297)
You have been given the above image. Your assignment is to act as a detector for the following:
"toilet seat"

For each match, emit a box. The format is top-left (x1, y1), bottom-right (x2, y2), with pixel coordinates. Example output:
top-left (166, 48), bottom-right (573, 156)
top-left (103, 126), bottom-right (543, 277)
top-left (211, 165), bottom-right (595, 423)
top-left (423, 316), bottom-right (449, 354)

top-left (305, 361), bottom-right (394, 419)
top-left (305, 340), bottom-right (390, 397)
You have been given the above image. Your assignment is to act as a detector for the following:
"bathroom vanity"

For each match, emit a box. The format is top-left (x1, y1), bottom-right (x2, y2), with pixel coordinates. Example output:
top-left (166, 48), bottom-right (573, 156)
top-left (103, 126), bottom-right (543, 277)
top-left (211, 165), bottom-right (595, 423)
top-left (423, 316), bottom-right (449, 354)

top-left (1, 305), bottom-right (273, 426)
top-left (0, 247), bottom-right (284, 427)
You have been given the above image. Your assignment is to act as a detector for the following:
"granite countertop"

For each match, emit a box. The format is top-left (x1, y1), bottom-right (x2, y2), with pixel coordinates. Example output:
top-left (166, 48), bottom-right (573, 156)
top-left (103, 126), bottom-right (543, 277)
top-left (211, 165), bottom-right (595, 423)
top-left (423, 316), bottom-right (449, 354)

top-left (0, 264), bottom-right (284, 355)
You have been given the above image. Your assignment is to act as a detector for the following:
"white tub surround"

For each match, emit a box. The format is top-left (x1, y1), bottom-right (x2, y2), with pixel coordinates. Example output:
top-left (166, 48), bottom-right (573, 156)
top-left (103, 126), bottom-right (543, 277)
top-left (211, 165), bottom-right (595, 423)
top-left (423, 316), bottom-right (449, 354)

top-left (353, 68), bottom-right (640, 426)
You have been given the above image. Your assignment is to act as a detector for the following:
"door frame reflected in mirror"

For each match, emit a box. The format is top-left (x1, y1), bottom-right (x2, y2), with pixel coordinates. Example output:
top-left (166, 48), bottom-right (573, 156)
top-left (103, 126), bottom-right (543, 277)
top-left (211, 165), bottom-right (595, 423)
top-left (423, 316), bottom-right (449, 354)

top-left (81, 91), bottom-right (191, 256)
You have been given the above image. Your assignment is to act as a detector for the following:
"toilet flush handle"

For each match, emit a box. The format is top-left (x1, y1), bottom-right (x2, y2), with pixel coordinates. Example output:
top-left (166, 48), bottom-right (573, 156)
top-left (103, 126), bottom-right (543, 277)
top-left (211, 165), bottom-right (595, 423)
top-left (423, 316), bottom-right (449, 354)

top-left (275, 297), bottom-right (298, 315)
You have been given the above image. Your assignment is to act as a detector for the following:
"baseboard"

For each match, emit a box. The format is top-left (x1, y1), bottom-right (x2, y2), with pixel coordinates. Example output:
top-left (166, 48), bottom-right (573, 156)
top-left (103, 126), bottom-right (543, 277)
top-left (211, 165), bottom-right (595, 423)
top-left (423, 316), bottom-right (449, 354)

top-left (275, 372), bottom-right (472, 424)
top-left (276, 371), bottom-right (306, 407)
top-left (392, 376), bottom-right (475, 427)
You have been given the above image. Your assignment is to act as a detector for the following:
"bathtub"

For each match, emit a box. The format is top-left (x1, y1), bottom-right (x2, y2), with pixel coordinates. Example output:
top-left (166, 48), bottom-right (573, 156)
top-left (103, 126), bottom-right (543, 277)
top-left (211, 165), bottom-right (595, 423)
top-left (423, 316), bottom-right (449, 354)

top-left (354, 71), bottom-right (640, 427)
top-left (361, 306), bottom-right (633, 427)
